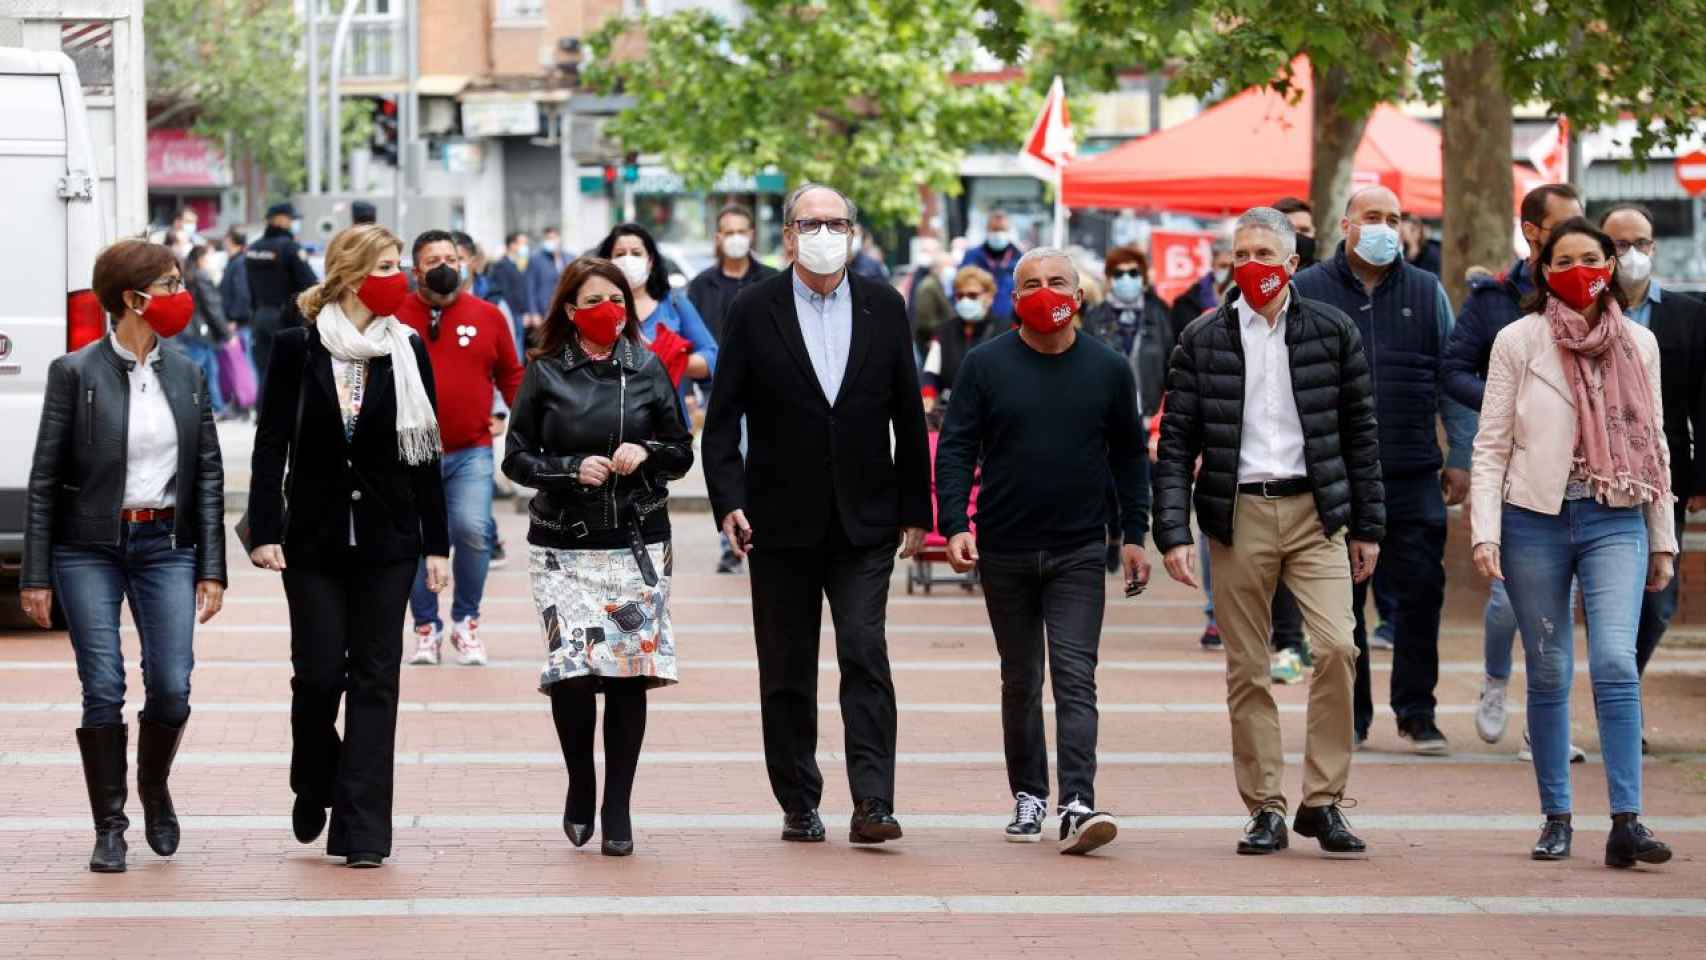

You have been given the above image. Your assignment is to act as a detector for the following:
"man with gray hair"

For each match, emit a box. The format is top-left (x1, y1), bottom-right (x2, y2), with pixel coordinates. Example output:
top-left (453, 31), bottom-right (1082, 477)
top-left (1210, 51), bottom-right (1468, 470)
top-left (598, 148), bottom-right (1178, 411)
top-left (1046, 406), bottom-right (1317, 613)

top-left (703, 183), bottom-right (932, 846)
top-left (1153, 207), bottom-right (1384, 859)
top-left (936, 246), bottom-right (1151, 855)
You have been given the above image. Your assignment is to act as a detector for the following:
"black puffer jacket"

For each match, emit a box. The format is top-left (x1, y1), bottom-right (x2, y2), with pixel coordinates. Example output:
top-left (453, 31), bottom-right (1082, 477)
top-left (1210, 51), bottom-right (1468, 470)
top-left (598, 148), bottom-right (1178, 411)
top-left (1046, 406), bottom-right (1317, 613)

top-left (23, 336), bottom-right (226, 588)
top-left (1151, 291), bottom-right (1385, 552)
top-left (503, 337), bottom-right (695, 550)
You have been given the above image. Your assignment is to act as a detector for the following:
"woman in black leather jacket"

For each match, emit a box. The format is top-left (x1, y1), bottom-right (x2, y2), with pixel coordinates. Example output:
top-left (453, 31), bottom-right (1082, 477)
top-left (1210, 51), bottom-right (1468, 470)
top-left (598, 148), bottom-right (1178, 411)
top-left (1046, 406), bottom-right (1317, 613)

top-left (21, 238), bottom-right (227, 874)
top-left (503, 256), bottom-right (694, 857)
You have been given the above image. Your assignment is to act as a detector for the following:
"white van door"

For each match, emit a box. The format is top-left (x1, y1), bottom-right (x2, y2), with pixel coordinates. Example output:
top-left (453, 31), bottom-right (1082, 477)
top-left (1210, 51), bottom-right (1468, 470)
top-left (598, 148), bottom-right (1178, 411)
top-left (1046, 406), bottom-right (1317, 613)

top-left (0, 67), bottom-right (72, 566)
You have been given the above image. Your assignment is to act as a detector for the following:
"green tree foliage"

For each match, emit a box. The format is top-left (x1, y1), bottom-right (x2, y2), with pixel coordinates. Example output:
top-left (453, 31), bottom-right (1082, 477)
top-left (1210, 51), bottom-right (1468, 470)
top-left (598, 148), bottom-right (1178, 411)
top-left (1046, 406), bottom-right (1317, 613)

top-left (586, 0), bottom-right (1038, 226)
top-left (146, 0), bottom-right (370, 192)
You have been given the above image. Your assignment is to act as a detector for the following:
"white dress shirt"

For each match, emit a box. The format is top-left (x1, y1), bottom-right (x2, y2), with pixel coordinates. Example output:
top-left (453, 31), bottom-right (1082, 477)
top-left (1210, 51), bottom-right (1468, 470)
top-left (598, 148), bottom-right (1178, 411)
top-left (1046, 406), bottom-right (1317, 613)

top-left (791, 269), bottom-right (853, 402)
top-left (110, 335), bottom-right (178, 510)
top-left (1235, 290), bottom-right (1308, 484)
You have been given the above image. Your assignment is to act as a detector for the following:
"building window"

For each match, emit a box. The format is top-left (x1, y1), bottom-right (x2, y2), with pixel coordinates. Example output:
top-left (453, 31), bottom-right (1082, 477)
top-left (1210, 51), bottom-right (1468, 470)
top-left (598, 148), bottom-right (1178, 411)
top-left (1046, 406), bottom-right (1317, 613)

top-left (496, 0), bottom-right (547, 23)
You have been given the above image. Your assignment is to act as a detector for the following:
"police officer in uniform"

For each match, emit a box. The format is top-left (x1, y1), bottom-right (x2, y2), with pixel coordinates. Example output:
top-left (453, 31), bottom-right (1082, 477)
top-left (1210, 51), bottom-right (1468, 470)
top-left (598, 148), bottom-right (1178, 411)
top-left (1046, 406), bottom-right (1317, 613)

top-left (245, 202), bottom-right (319, 390)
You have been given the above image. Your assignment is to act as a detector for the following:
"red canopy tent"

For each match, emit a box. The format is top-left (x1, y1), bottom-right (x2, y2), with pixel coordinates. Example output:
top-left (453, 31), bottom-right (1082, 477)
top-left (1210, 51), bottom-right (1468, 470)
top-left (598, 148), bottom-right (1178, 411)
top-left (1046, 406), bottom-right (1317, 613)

top-left (1062, 61), bottom-right (1536, 217)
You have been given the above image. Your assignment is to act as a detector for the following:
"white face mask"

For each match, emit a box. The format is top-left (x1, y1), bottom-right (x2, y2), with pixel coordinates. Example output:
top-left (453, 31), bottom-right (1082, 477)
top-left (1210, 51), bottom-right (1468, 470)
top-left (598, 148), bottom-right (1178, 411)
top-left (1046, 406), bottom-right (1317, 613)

top-left (1617, 247), bottom-right (1653, 288)
top-left (721, 233), bottom-right (752, 261)
top-left (614, 253), bottom-right (650, 287)
top-left (1212, 266), bottom-right (1231, 286)
top-left (795, 230), bottom-right (850, 275)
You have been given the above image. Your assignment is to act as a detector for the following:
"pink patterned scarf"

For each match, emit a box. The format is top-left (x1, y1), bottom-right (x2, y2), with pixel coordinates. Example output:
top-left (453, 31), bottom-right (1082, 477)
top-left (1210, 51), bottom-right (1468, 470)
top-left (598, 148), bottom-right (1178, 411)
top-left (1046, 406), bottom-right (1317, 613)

top-left (1545, 296), bottom-right (1668, 505)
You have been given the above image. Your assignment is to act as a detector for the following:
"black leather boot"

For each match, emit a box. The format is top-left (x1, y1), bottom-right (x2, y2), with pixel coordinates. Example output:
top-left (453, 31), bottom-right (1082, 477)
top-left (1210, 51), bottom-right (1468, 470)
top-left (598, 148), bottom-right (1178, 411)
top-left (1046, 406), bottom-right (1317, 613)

top-left (75, 725), bottom-right (130, 874)
top-left (137, 718), bottom-right (186, 857)
top-left (1606, 814), bottom-right (1672, 868)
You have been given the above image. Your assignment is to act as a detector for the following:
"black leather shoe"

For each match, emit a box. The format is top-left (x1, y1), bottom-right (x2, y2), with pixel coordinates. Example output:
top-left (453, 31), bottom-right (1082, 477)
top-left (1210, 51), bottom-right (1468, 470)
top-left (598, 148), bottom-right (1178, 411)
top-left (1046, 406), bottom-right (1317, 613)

top-left (1237, 811), bottom-right (1288, 855)
top-left (76, 725), bottom-right (130, 874)
top-left (345, 852), bottom-right (385, 868)
top-left (849, 798), bottom-right (903, 845)
top-left (1293, 803), bottom-right (1368, 858)
top-left (601, 839), bottom-right (634, 857)
top-left (293, 795), bottom-right (327, 845)
top-left (1532, 818), bottom-right (1572, 860)
top-left (782, 809), bottom-right (826, 843)
top-left (1606, 816), bottom-right (1672, 868)
top-left (137, 718), bottom-right (186, 857)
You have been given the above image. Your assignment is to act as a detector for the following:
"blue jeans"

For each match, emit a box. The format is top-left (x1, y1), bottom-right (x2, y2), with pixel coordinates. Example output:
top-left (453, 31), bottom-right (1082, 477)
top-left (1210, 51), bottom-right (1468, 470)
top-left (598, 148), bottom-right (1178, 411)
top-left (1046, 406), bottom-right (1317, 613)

top-left (1200, 537), bottom-right (1214, 622)
top-left (1501, 500), bottom-right (1647, 816)
top-left (180, 339), bottom-right (224, 411)
top-left (411, 446), bottom-right (495, 628)
top-left (52, 518), bottom-right (197, 727)
top-left (1635, 513), bottom-right (1685, 675)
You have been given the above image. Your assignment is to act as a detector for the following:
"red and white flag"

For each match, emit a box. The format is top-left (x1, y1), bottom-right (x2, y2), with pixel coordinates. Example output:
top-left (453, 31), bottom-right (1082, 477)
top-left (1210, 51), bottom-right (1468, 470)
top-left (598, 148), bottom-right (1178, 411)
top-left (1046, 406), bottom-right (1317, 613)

top-left (1019, 76), bottom-right (1075, 182)
top-left (1528, 118), bottom-right (1570, 184)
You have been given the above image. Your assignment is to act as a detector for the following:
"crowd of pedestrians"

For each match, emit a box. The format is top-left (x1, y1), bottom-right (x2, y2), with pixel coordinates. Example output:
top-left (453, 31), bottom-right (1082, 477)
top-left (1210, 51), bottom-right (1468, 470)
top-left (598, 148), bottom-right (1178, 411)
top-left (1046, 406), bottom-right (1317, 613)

top-left (19, 178), bottom-right (1688, 874)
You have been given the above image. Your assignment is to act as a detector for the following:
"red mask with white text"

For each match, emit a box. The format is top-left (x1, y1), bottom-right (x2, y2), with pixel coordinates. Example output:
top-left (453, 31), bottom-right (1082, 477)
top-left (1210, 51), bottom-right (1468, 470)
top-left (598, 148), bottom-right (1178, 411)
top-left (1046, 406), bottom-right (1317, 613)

top-left (570, 299), bottom-right (627, 346)
top-left (1233, 260), bottom-right (1291, 310)
top-left (357, 272), bottom-right (410, 317)
top-left (137, 290), bottom-right (195, 338)
top-left (1014, 287), bottom-right (1078, 334)
top-left (1546, 264), bottom-right (1613, 312)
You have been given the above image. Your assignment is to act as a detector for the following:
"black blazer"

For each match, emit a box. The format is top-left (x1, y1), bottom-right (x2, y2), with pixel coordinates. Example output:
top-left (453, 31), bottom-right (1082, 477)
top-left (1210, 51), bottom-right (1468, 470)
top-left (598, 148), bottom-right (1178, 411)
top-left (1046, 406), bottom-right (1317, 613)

top-left (23, 337), bottom-right (226, 588)
top-left (1649, 289), bottom-right (1706, 500)
top-left (248, 326), bottom-right (449, 566)
top-left (703, 269), bottom-right (931, 549)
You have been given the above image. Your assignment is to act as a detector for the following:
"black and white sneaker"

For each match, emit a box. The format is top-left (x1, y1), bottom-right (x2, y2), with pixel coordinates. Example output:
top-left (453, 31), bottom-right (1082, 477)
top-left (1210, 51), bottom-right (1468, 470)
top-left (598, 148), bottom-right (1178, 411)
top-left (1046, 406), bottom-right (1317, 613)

top-left (1005, 792), bottom-right (1047, 843)
top-left (1057, 798), bottom-right (1118, 856)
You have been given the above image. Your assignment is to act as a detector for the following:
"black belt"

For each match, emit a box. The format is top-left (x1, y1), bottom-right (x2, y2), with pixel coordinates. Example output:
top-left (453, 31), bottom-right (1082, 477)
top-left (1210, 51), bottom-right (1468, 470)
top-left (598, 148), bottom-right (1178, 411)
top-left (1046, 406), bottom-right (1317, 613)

top-left (1237, 477), bottom-right (1311, 499)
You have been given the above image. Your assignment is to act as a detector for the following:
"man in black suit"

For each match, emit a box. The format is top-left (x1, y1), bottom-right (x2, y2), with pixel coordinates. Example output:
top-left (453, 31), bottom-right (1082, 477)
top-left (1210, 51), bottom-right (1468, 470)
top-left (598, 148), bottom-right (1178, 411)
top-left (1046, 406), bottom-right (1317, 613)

top-left (1600, 204), bottom-right (1706, 680)
top-left (703, 183), bottom-right (932, 845)
top-left (488, 232), bottom-right (533, 361)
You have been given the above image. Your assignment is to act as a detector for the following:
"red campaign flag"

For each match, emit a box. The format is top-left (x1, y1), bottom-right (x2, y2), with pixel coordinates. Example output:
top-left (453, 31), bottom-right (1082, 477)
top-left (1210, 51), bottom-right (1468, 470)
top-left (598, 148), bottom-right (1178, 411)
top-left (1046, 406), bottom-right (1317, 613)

top-left (647, 324), bottom-right (693, 386)
top-left (1527, 118), bottom-right (1570, 184)
top-left (1018, 75), bottom-right (1075, 181)
top-left (1150, 230), bottom-right (1218, 307)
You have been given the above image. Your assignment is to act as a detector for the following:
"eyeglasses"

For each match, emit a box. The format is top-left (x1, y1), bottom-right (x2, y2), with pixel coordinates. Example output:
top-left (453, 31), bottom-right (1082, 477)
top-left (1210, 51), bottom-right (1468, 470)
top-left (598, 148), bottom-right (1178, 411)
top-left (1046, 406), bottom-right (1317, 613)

top-left (145, 276), bottom-right (185, 294)
top-left (1111, 268), bottom-right (1143, 279)
top-left (790, 218), bottom-right (853, 236)
top-left (1613, 238), bottom-right (1656, 255)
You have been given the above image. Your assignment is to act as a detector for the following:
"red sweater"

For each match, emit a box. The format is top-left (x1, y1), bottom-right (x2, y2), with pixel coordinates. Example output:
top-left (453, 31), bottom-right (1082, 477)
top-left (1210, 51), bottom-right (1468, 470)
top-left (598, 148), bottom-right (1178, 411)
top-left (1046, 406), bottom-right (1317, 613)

top-left (397, 292), bottom-right (525, 454)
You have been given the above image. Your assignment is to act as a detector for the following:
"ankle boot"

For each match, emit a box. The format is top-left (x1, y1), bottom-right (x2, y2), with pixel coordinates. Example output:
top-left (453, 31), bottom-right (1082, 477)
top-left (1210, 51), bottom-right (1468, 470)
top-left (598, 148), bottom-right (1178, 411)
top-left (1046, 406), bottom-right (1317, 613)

top-left (1606, 814), bottom-right (1673, 868)
top-left (75, 725), bottom-right (130, 873)
top-left (137, 718), bottom-right (186, 857)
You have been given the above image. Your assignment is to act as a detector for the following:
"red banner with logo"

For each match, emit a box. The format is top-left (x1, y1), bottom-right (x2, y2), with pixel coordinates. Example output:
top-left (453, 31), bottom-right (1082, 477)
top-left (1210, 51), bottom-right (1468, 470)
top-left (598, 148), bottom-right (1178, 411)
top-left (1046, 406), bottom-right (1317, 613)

top-left (147, 129), bottom-right (230, 189)
top-left (1150, 230), bottom-right (1217, 307)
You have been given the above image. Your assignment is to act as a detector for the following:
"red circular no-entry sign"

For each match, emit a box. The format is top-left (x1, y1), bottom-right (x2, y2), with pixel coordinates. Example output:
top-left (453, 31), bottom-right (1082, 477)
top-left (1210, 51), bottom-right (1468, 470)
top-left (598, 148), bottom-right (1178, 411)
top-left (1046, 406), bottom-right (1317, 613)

top-left (1676, 150), bottom-right (1706, 196)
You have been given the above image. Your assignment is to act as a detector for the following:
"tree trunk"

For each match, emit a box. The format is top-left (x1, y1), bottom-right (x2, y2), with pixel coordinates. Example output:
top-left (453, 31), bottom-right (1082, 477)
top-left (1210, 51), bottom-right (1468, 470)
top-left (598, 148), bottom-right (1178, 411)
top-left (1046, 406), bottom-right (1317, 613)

top-left (1309, 61), bottom-right (1371, 257)
top-left (1441, 41), bottom-right (1514, 310)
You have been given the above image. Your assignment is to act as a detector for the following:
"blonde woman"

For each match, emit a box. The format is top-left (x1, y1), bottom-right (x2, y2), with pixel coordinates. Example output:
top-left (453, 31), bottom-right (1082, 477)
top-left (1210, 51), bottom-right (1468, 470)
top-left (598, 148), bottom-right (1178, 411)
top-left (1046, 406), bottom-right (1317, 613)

top-left (247, 224), bottom-right (449, 868)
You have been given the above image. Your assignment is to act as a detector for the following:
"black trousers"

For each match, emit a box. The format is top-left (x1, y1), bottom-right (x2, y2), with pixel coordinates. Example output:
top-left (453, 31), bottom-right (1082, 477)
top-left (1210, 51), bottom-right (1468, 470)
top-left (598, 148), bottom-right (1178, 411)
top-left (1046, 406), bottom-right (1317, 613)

top-left (1352, 472), bottom-right (1447, 737)
top-left (748, 520), bottom-right (899, 813)
top-left (977, 541), bottom-right (1105, 808)
top-left (282, 553), bottom-right (416, 857)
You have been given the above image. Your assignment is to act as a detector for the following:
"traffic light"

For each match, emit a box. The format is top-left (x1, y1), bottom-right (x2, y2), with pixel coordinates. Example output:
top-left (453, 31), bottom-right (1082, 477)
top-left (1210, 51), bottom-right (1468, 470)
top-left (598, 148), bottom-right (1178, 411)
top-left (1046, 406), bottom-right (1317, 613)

top-left (371, 96), bottom-right (399, 166)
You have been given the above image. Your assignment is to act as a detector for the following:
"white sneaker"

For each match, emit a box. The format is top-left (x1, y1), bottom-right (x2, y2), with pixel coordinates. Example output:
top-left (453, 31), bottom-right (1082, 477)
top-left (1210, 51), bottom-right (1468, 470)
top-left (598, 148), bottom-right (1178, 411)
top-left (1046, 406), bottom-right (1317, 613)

top-left (1518, 730), bottom-right (1587, 764)
top-left (1475, 677), bottom-right (1509, 744)
top-left (1057, 798), bottom-right (1118, 856)
top-left (451, 617), bottom-right (487, 666)
top-left (409, 623), bottom-right (442, 666)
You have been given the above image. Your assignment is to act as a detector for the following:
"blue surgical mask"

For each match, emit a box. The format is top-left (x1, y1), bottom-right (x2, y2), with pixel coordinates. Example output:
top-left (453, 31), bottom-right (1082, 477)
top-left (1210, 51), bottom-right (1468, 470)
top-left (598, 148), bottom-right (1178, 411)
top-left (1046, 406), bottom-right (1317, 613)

top-left (1111, 275), bottom-right (1145, 302)
top-left (955, 296), bottom-right (988, 322)
top-left (1354, 223), bottom-right (1400, 267)
top-left (986, 231), bottom-right (1010, 252)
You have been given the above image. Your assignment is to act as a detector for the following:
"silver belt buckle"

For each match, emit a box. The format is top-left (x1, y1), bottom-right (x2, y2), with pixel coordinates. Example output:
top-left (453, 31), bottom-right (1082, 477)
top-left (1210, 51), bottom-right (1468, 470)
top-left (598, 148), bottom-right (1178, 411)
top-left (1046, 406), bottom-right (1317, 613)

top-left (1262, 480), bottom-right (1281, 500)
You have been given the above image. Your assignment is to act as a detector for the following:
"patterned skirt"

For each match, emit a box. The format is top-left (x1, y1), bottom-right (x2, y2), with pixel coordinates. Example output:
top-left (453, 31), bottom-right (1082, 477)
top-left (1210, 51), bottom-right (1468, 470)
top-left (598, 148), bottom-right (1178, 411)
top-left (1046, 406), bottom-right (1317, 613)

top-left (529, 543), bottom-right (678, 693)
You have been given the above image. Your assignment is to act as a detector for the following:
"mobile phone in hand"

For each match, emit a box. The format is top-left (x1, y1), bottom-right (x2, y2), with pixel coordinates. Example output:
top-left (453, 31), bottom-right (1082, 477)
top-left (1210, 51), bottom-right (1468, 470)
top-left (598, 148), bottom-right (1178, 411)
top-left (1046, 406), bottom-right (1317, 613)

top-left (1124, 578), bottom-right (1146, 599)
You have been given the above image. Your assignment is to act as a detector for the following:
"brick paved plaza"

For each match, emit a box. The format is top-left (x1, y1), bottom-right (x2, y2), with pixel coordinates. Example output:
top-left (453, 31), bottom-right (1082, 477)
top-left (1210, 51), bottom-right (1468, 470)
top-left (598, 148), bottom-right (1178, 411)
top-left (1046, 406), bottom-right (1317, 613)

top-left (1, 509), bottom-right (1702, 958)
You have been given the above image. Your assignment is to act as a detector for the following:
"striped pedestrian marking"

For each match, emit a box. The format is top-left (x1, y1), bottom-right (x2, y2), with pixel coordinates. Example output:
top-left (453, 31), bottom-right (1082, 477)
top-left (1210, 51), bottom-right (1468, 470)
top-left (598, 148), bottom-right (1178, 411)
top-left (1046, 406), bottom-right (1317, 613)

top-left (0, 701), bottom-right (1526, 716)
top-left (4, 749), bottom-right (1699, 766)
top-left (109, 622), bottom-right (1529, 638)
top-left (1, 895), bottom-right (1702, 922)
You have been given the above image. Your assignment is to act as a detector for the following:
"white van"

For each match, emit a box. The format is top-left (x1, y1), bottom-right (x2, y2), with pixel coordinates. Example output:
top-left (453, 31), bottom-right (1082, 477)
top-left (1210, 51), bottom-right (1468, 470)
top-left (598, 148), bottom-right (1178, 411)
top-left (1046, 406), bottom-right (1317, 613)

top-left (0, 49), bottom-right (109, 608)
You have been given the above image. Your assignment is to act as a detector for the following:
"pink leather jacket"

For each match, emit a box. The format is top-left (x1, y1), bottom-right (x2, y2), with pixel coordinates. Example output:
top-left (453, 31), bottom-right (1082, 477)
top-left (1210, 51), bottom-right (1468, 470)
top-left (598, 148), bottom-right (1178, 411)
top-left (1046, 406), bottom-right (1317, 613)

top-left (1469, 312), bottom-right (1677, 554)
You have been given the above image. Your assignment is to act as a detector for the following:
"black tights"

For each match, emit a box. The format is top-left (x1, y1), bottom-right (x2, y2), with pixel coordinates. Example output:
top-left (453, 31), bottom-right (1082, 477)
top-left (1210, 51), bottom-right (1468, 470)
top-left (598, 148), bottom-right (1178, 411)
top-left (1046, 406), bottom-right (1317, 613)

top-left (550, 680), bottom-right (648, 843)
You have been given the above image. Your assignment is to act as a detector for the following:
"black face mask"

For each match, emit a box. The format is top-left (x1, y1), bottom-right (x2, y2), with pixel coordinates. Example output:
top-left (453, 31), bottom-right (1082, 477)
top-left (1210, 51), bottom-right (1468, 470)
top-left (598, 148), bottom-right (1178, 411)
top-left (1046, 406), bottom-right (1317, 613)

top-left (1295, 233), bottom-right (1317, 267)
top-left (423, 264), bottom-right (460, 297)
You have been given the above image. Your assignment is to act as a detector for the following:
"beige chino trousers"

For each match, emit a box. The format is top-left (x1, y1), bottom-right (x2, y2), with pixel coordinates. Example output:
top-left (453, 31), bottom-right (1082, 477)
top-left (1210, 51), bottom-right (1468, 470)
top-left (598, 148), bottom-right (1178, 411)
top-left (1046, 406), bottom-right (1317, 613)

top-left (1208, 492), bottom-right (1357, 815)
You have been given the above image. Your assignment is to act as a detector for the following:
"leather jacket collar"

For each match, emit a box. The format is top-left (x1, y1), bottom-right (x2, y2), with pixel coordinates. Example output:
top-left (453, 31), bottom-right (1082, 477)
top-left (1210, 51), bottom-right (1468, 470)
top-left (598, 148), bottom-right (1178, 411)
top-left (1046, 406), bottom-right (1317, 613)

top-left (561, 334), bottom-right (647, 374)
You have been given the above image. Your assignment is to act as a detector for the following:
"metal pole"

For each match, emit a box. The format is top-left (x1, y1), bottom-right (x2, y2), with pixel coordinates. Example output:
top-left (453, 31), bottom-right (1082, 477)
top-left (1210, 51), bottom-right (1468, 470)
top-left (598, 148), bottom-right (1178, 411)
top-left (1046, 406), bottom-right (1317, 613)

top-left (306, 0), bottom-right (321, 195)
top-left (400, 0), bottom-right (420, 239)
top-left (326, 0), bottom-right (363, 195)
top-left (1052, 169), bottom-right (1067, 249)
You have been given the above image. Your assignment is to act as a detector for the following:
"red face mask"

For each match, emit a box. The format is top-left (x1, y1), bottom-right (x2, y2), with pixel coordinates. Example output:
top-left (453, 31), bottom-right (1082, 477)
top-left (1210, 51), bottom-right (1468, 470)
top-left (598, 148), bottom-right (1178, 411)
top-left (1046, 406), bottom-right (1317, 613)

top-left (570, 299), bottom-right (627, 345)
top-left (357, 271), bottom-right (410, 317)
top-left (1233, 260), bottom-right (1291, 310)
top-left (1547, 264), bottom-right (1613, 312)
top-left (136, 290), bottom-right (195, 338)
top-left (1014, 287), bottom-right (1078, 334)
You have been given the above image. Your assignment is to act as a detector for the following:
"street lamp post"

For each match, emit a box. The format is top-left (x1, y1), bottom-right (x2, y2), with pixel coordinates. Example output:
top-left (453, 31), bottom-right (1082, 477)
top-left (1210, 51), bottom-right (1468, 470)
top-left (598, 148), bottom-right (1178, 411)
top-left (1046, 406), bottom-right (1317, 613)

top-left (306, 0), bottom-right (321, 195)
top-left (326, 0), bottom-right (363, 195)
